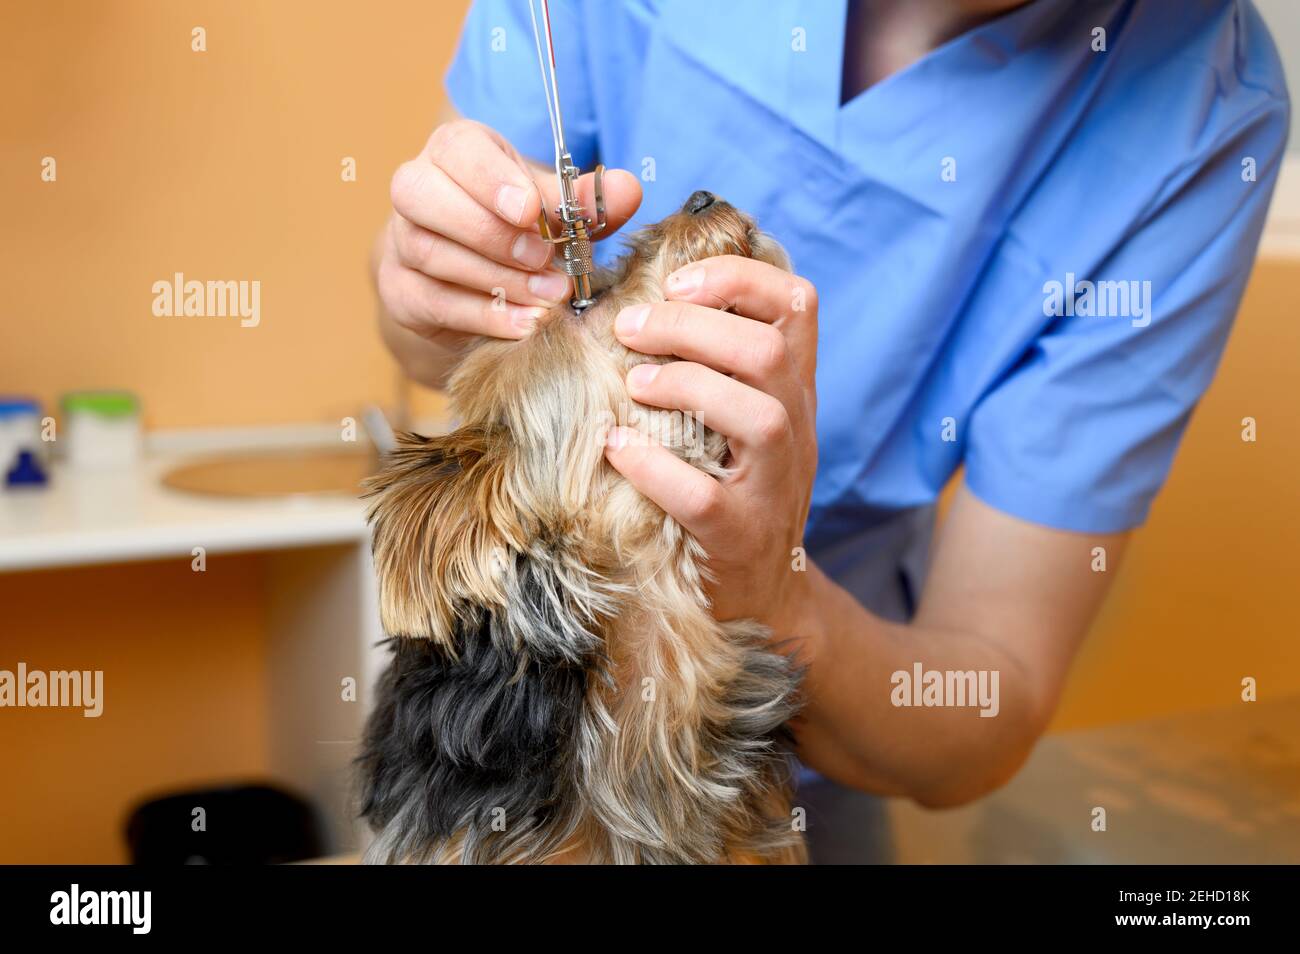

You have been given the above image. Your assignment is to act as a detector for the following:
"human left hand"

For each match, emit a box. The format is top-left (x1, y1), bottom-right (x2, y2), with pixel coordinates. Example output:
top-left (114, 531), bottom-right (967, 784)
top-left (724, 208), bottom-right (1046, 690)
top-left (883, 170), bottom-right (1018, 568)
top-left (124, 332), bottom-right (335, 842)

top-left (603, 255), bottom-right (821, 645)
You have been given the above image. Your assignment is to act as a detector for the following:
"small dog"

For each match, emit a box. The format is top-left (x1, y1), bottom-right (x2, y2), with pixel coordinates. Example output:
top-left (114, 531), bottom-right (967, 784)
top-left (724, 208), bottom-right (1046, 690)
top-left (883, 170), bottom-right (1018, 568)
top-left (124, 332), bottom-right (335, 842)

top-left (358, 191), bottom-right (805, 864)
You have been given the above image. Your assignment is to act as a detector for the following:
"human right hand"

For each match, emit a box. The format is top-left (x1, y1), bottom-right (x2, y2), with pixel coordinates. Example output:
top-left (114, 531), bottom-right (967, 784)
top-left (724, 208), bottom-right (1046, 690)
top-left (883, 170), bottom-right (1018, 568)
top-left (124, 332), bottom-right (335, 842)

top-left (376, 119), bottom-right (642, 352)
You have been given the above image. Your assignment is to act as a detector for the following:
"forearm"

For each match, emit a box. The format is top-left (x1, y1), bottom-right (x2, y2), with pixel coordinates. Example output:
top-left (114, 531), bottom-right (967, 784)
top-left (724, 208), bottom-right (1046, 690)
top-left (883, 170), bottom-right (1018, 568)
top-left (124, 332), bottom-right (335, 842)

top-left (792, 563), bottom-right (1050, 808)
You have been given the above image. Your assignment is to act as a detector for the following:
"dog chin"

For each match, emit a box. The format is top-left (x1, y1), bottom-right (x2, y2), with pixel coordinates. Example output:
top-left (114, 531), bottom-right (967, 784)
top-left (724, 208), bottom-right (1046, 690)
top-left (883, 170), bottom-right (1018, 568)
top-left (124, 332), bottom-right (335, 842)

top-left (358, 193), bottom-right (806, 865)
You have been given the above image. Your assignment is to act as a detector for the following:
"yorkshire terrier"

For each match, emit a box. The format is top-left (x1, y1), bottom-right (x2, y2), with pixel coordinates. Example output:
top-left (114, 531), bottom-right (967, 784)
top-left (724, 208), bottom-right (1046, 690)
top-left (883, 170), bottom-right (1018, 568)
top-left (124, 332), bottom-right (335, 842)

top-left (358, 191), bottom-right (805, 864)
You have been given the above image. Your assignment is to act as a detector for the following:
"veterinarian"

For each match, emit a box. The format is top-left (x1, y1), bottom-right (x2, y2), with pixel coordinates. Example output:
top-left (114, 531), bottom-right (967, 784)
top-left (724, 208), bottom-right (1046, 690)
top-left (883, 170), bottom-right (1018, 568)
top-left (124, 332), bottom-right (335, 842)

top-left (372, 0), bottom-right (1289, 861)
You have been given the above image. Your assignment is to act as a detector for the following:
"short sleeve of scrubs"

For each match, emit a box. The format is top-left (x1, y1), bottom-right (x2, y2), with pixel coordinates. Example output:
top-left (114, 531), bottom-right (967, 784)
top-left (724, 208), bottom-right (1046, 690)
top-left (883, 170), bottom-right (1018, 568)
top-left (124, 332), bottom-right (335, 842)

top-left (444, 0), bottom-right (599, 169)
top-left (965, 104), bottom-right (1290, 533)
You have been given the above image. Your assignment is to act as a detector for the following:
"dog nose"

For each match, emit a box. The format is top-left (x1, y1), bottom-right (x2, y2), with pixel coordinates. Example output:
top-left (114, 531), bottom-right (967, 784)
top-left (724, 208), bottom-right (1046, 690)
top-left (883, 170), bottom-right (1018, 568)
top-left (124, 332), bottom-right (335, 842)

top-left (683, 190), bottom-right (717, 215)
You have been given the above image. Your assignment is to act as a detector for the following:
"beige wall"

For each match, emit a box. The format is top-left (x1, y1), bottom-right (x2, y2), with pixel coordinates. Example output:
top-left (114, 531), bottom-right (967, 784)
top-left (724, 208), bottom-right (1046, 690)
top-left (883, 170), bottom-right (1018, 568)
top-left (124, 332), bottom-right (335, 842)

top-left (1, 0), bottom-right (467, 429)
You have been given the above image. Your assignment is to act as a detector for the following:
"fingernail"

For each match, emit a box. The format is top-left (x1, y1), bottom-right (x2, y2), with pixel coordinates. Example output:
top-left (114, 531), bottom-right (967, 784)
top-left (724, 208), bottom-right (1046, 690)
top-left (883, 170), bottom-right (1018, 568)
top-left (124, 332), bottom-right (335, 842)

top-left (495, 184), bottom-right (530, 225)
top-left (512, 231), bottom-right (551, 269)
top-left (527, 270), bottom-right (569, 301)
top-left (627, 363), bottom-right (660, 388)
top-left (615, 304), bottom-right (650, 338)
top-left (510, 304), bottom-right (546, 333)
top-left (605, 426), bottom-right (630, 450)
top-left (667, 266), bottom-right (704, 294)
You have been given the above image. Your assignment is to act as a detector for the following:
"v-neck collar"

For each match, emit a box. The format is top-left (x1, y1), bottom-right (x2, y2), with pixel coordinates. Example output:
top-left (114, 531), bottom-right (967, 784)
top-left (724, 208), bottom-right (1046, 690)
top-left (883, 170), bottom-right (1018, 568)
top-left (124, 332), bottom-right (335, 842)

top-left (656, 0), bottom-right (1072, 158)
top-left (837, 1), bottom-right (1059, 143)
top-left (655, 0), bottom-right (846, 150)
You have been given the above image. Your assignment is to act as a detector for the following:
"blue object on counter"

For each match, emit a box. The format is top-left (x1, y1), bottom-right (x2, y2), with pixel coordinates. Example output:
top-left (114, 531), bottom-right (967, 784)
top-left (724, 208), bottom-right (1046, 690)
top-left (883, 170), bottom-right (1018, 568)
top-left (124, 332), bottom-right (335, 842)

top-left (5, 449), bottom-right (47, 488)
top-left (0, 396), bottom-right (44, 480)
top-left (0, 398), bottom-right (40, 415)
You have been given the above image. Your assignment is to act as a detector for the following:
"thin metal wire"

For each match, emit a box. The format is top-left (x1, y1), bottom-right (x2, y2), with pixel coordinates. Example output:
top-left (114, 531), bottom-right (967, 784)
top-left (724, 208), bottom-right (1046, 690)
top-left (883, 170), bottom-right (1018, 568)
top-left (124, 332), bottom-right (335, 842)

top-left (525, 0), bottom-right (600, 312)
top-left (527, 0), bottom-right (568, 198)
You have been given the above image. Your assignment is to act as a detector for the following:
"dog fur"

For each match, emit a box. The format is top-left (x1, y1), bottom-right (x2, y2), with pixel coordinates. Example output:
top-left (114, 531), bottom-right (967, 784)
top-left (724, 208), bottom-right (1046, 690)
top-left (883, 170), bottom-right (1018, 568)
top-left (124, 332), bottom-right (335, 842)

top-left (358, 194), bottom-right (805, 864)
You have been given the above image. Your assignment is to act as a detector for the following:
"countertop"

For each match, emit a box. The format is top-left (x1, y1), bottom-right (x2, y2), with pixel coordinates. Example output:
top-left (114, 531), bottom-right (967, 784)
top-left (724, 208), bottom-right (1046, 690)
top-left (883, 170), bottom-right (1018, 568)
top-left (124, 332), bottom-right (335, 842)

top-left (0, 427), bottom-right (379, 572)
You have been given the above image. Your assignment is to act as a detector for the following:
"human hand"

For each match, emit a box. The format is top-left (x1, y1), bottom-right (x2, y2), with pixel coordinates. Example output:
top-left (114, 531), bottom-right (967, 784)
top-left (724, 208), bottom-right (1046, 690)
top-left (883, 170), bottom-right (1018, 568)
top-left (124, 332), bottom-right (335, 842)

top-left (603, 255), bottom-right (821, 641)
top-left (376, 119), bottom-right (642, 350)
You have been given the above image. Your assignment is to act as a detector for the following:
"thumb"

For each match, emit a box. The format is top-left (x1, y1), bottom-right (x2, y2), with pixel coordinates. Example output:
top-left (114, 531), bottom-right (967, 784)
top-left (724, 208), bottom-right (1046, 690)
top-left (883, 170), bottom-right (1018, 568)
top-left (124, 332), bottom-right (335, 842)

top-left (535, 167), bottom-right (643, 241)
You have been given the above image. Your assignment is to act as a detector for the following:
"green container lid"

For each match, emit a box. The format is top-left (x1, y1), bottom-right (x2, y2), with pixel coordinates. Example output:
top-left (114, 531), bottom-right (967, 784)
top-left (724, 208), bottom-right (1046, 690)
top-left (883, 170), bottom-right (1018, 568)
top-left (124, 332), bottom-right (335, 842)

top-left (60, 390), bottom-right (140, 418)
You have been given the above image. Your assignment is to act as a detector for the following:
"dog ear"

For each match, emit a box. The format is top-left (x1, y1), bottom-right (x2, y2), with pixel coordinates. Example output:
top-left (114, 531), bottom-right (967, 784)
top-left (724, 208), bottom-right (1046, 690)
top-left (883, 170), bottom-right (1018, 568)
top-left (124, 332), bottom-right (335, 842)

top-left (364, 425), bottom-right (620, 660)
top-left (362, 427), bottom-right (514, 651)
top-left (359, 429), bottom-right (612, 863)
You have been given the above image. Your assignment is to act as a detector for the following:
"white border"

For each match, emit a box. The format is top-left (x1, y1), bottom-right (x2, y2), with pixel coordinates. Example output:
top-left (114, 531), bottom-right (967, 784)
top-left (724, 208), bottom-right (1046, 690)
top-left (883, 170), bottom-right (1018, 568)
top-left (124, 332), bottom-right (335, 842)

top-left (1260, 154), bottom-right (1300, 259)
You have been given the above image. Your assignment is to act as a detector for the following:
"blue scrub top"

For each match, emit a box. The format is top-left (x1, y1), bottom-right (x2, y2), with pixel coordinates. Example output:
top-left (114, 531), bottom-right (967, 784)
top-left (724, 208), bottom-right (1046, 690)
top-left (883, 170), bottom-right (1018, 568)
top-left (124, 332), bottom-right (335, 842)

top-left (446, 0), bottom-right (1288, 598)
top-left (445, 0), bottom-right (1288, 863)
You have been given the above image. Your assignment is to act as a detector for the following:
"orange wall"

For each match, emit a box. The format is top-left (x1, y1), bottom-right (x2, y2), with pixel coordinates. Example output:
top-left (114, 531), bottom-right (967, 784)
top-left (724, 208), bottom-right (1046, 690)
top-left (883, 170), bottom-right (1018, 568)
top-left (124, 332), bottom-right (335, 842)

top-left (1051, 257), bottom-right (1300, 729)
top-left (0, 556), bottom-right (270, 863)
top-left (0, 0), bottom-right (469, 429)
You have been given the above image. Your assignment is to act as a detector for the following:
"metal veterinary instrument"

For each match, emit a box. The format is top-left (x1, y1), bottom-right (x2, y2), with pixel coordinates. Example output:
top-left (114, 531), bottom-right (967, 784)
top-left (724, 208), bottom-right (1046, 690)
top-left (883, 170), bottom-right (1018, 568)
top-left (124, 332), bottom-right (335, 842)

top-left (527, 0), bottom-right (606, 313)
